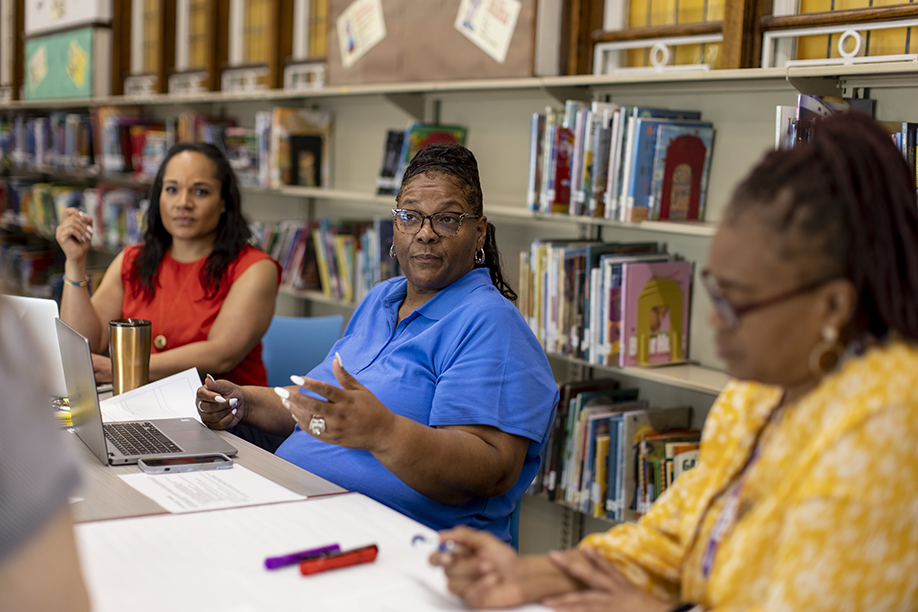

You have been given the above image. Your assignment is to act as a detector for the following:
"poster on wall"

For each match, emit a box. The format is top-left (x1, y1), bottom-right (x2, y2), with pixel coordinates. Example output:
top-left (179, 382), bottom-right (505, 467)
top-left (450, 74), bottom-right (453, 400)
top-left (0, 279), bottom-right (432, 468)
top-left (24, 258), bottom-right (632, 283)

top-left (25, 28), bottom-right (92, 98)
top-left (336, 0), bottom-right (387, 69)
top-left (454, 0), bottom-right (521, 64)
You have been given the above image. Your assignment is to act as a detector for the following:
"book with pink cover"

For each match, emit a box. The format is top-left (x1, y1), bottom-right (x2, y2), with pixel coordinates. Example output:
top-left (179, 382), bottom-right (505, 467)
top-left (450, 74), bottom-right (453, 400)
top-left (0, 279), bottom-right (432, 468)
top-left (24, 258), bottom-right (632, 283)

top-left (619, 260), bottom-right (692, 367)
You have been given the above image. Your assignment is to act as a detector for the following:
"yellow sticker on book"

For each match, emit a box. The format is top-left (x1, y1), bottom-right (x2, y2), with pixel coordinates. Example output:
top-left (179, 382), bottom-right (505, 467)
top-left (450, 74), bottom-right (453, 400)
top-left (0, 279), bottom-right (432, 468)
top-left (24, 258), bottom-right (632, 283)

top-left (67, 39), bottom-right (88, 89)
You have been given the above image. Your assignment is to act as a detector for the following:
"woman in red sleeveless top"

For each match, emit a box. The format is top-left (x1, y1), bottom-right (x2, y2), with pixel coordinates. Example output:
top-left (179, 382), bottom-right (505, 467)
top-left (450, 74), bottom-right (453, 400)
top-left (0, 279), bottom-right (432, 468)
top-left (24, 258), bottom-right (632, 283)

top-left (55, 143), bottom-right (280, 389)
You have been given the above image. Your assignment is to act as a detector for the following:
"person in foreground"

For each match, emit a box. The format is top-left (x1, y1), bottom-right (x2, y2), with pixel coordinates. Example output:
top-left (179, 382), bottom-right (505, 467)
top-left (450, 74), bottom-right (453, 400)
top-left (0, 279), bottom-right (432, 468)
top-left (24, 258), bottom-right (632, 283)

top-left (433, 112), bottom-right (918, 611)
top-left (0, 299), bottom-right (91, 611)
top-left (196, 144), bottom-right (558, 542)
top-left (55, 142), bottom-right (280, 387)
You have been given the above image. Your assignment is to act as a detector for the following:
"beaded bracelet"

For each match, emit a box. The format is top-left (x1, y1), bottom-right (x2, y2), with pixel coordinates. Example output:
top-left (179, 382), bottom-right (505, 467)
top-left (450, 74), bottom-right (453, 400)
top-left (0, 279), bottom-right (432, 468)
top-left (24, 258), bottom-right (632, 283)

top-left (63, 275), bottom-right (90, 288)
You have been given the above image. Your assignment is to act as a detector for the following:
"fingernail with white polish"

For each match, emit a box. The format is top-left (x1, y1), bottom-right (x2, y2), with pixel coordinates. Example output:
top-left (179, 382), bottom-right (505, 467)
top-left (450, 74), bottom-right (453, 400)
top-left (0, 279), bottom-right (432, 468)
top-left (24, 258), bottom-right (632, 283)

top-left (335, 352), bottom-right (344, 368)
top-left (229, 398), bottom-right (238, 407)
top-left (281, 398), bottom-right (292, 410)
top-left (274, 387), bottom-right (290, 399)
top-left (215, 396), bottom-right (226, 403)
top-left (206, 373), bottom-right (215, 382)
top-left (231, 408), bottom-right (237, 416)
top-left (290, 375), bottom-right (305, 386)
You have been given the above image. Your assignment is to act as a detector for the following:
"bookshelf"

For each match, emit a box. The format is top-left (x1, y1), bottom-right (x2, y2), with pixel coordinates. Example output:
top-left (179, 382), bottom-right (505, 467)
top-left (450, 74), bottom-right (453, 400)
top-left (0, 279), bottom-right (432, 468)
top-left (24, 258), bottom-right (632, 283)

top-left (6, 61), bottom-right (918, 551)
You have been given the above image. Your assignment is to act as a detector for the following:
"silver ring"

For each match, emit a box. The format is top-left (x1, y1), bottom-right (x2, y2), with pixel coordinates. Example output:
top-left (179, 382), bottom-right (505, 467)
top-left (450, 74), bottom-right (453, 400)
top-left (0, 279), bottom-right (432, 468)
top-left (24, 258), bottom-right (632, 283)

top-left (195, 398), bottom-right (203, 411)
top-left (308, 414), bottom-right (326, 436)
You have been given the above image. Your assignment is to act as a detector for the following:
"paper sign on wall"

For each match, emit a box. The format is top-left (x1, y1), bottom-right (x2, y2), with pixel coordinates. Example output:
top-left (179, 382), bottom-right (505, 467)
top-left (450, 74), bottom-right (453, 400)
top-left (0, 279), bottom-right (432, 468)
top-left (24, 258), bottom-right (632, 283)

top-left (455, 0), bottom-right (521, 64)
top-left (337, 0), bottom-right (387, 69)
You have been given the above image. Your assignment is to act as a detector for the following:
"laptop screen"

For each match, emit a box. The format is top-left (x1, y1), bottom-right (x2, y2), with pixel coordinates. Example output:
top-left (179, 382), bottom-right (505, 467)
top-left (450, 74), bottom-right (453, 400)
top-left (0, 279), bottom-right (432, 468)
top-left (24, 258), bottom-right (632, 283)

top-left (56, 318), bottom-right (111, 465)
top-left (0, 295), bottom-right (68, 398)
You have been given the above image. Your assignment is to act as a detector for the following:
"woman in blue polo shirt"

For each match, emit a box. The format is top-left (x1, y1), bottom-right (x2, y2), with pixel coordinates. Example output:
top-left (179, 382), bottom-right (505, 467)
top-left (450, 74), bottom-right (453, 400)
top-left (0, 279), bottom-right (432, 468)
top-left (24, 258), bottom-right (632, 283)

top-left (196, 143), bottom-right (558, 543)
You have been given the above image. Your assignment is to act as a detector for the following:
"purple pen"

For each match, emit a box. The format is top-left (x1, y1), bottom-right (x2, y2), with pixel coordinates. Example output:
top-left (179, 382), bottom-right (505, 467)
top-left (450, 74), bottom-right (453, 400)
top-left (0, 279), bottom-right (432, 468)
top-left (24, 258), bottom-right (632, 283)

top-left (264, 543), bottom-right (341, 570)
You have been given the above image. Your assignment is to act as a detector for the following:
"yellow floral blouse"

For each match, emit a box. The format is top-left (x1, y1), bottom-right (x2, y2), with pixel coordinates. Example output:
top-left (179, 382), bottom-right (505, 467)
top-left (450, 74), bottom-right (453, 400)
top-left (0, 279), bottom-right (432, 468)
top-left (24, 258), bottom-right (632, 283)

top-left (581, 340), bottom-right (918, 611)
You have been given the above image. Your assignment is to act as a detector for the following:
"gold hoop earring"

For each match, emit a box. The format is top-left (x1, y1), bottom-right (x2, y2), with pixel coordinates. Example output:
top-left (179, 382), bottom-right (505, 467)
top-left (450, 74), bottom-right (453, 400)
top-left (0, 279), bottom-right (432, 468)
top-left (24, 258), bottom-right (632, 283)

top-left (474, 248), bottom-right (485, 265)
top-left (389, 244), bottom-right (396, 259)
top-left (809, 325), bottom-right (843, 378)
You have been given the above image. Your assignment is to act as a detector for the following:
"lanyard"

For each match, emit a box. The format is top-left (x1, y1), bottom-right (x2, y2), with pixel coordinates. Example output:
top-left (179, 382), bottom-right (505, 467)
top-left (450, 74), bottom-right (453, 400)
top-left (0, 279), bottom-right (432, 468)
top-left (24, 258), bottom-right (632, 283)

top-left (700, 448), bottom-right (758, 579)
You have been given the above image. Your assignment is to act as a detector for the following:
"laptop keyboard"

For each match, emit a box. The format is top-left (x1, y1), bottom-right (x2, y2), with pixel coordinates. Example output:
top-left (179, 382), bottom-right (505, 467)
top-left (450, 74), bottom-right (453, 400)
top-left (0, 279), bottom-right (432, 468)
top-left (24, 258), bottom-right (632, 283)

top-left (104, 422), bottom-right (183, 457)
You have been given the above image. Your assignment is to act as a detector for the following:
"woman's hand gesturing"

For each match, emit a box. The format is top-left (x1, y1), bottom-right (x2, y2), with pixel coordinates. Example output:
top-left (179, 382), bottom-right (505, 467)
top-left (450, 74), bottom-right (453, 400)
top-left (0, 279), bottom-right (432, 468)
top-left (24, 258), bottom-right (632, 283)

top-left (55, 208), bottom-right (94, 263)
top-left (279, 353), bottom-right (398, 452)
top-left (196, 375), bottom-right (245, 430)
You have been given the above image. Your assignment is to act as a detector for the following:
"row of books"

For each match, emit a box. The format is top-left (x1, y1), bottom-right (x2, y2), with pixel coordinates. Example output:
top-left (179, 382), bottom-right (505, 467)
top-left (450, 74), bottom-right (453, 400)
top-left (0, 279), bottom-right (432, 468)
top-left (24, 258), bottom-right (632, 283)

top-left (0, 241), bottom-right (58, 299)
top-left (775, 94), bottom-right (876, 150)
top-left (527, 101), bottom-right (714, 223)
top-left (0, 179), bottom-right (148, 253)
top-left (0, 106), bottom-right (334, 191)
top-left (375, 123), bottom-right (468, 196)
top-left (776, 93), bottom-right (918, 192)
top-left (1, 113), bottom-right (93, 171)
top-left (250, 216), bottom-right (399, 303)
top-left (530, 378), bottom-right (700, 522)
top-left (519, 239), bottom-right (692, 368)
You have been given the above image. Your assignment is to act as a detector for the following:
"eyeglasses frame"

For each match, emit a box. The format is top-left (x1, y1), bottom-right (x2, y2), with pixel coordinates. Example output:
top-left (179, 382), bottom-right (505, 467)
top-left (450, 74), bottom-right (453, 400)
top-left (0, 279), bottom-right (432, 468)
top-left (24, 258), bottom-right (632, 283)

top-left (700, 268), bottom-right (839, 329)
top-left (391, 208), bottom-right (481, 238)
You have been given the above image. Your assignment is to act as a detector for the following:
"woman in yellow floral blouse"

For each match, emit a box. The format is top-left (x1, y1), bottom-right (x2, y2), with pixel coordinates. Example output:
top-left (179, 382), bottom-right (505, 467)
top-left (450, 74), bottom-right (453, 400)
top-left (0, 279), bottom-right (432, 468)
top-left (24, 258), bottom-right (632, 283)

top-left (431, 111), bottom-right (918, 612)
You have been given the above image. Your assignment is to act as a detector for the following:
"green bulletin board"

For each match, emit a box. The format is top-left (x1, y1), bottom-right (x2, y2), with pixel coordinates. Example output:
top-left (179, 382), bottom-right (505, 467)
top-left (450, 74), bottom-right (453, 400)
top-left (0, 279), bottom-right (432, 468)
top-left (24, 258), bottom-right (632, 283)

top-left (24, 27), bottom-right (95, 99)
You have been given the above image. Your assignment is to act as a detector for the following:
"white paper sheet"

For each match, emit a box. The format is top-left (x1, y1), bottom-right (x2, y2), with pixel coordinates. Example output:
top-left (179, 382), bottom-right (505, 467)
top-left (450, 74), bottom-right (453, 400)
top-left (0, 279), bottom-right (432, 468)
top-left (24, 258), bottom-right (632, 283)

top-left (100, 367), bottom-right (202, 422)
top-left (76, 494), bottom-right (548, 612)
top-left (117, 465), bottom-right (306, 513)
top-left (455, 0), bottom-right (521, 64)
top-left (337, 0), bottom-right (387, 69)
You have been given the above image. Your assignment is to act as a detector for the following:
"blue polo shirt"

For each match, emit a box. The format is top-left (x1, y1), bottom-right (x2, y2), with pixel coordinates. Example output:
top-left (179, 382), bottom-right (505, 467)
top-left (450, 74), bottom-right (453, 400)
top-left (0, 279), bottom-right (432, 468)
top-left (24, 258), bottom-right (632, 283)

top-left (275, 268), bottom-right (558, 542)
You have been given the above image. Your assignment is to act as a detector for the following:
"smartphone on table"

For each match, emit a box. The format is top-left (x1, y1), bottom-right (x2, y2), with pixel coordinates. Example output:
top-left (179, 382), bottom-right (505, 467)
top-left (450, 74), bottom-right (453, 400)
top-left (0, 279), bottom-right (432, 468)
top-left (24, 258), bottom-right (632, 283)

top-left (137, 453), bottom-right (234, 474)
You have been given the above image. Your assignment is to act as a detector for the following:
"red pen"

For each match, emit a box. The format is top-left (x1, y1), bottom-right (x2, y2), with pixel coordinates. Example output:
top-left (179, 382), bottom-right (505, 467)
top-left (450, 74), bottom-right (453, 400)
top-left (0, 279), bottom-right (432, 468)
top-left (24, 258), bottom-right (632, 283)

top-left (299, 544), bottom-right (378, 576)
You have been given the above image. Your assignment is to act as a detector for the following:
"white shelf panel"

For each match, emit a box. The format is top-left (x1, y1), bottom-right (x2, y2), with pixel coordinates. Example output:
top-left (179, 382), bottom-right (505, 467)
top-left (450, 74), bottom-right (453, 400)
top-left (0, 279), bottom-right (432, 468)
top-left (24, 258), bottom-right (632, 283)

top-left (277, 186), bottom-right (394, 205)
top-left (5, 62), bottom-right (918, 110)
top-left (486, 205), bottom-right (717, 236)
top-left (0, 169), bottom-right (717, 237)
top-left (548, 352), bottom-right (729, 395)
top-left (618, 364), bottom-right (730, 395)
top-left (277, 286), bottom-right (355, 308)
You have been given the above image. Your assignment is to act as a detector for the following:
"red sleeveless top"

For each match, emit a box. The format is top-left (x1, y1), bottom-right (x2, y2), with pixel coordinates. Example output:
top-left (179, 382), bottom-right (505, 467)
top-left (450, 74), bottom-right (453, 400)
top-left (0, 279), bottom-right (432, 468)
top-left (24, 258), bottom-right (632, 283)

top-left (121, 244), bottom-right (280, 386)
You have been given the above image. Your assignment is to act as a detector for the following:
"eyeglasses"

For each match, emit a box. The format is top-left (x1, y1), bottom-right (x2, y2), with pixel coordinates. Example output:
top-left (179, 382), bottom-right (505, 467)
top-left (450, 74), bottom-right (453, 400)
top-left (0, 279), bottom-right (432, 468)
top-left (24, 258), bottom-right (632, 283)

top-left (700, 268), bottom-right (836, 329)
top-left (391, 208), bottom-right (480, 237)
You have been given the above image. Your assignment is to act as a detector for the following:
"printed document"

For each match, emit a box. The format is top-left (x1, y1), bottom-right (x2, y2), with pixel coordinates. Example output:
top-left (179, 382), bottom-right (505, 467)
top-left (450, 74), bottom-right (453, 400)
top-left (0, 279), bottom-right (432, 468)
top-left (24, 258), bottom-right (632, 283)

top-left (118, 465), bottom-right (306, 513)
top-left (100, 367), bottom-right (201, 422)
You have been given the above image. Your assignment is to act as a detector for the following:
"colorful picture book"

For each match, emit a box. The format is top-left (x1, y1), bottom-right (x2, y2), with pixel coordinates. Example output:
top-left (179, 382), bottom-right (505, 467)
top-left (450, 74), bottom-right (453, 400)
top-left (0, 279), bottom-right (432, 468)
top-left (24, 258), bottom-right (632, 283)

top-left (619, 260), bottom-right (692, 367)
top-left (270, 108), bottom-right (333, 189)
top-left (392, 123), bottom-right (468, 190)
top-left (649, 123), bottom-right (714, 221)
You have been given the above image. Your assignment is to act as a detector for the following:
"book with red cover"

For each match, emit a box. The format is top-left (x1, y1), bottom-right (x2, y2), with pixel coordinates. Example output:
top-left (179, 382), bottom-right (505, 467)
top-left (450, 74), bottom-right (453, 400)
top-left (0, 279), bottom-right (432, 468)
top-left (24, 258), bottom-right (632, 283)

top-left (649, 123), bottom-right (714, 221)
top-left (548, 126), bottom-right (575, 214)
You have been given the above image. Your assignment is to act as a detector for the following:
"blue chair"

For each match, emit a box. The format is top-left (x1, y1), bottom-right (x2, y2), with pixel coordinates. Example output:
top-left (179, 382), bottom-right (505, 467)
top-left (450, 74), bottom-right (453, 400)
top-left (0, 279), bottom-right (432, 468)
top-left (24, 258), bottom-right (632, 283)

top-left (261, 315), bottom-right (345, 387)
top-left (510, 499), bottom-right (522, 551)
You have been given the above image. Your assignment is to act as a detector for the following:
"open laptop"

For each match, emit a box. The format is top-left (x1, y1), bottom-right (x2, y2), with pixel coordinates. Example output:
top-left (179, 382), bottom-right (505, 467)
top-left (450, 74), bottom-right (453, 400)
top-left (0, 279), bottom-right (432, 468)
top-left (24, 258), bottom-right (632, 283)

top-left (0, 295), bottom-right (68, 398)
top-left (56, 318), bottom-right (238, 466)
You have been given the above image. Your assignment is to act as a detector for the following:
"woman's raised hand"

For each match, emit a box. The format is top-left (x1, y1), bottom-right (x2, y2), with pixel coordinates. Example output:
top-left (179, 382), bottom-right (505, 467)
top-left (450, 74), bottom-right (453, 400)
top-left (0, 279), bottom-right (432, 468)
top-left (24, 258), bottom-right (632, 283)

top-left (196, 375), bottom-right (245, 430)
top-left (55, 208), bottom-right (94, 262)
top-left (279, 353), bottom-right (398, 451)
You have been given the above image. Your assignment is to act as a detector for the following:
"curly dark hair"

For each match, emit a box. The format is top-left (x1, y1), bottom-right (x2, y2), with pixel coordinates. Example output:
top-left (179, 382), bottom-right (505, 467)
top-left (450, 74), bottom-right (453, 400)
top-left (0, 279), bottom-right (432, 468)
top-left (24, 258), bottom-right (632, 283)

top-left (726, 111), bottom-right (918, 342)
top-left (396, 143), bottom-right (517, 301)
top-left (129, 142), bottom-right (252, 301)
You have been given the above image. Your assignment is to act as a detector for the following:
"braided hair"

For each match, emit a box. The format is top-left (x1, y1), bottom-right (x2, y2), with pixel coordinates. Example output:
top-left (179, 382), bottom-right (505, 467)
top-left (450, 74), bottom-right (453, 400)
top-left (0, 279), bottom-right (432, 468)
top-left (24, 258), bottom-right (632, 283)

top-left (396, 143), bottom-right (517, 301)
top-left (130, 142), bottom-right (252, 301)
top-left (726, 111), bottom-right (918, 342)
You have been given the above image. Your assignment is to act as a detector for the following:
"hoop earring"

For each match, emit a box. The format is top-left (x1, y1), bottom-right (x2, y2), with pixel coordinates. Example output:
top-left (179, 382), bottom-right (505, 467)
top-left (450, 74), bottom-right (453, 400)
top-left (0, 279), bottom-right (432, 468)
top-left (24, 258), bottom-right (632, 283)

top-left (474, 248), bottom-right (485, 265)
top-left (809, 325), bottom-right (843, 378)
top-left (389, 244), bottom-right (396, 259)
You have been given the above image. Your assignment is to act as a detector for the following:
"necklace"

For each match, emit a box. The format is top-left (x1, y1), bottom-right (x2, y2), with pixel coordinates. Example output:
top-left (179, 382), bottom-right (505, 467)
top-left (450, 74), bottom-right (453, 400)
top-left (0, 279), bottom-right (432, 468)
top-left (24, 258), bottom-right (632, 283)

top-left (154, 256), bottom-right (198, 350)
